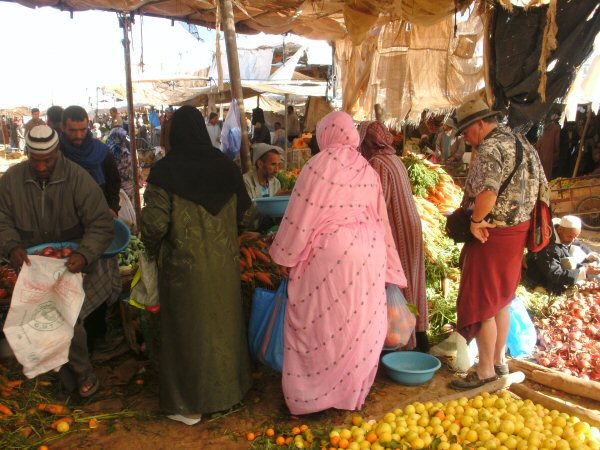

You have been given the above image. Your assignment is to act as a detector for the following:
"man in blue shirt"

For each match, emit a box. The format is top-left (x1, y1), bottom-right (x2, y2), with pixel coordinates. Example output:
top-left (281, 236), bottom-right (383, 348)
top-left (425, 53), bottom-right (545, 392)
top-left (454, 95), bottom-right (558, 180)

top-left (149, 107), bottom-right (161, 146)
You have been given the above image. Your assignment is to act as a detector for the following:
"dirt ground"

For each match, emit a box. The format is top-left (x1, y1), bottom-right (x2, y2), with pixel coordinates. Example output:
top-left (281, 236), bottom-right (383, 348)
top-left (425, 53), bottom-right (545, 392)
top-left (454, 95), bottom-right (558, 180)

top-left (6, 231), bottom-right (600, 449)
top-left (10, 338), bottom-right (598, 450)
top-left (21, 349), bottom-right (468, 450)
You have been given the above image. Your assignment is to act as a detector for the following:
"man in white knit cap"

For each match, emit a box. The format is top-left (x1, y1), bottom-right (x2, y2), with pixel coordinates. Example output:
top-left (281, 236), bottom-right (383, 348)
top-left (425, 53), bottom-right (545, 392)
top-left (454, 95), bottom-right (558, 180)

top-left (0, 125), bottom-right (114, 398)
top-left (526, 215), bottom-right (600, 293)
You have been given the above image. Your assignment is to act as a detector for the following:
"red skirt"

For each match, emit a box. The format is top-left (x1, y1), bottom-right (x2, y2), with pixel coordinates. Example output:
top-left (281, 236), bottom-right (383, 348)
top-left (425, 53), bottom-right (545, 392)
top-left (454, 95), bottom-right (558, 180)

top-left (457, 220), bottom-right (530, 342)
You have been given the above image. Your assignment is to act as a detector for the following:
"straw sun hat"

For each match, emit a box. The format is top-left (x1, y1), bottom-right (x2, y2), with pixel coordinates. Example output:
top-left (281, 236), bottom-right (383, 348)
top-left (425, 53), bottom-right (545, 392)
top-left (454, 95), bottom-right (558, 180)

top-left (456, 98), bottom-right (499, 134)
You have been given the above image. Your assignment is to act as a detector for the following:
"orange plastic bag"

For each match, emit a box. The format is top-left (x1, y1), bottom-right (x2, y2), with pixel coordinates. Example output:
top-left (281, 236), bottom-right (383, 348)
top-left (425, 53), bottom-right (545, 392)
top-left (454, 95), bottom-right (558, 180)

top-left (383, 285), bottom-right (416, 350)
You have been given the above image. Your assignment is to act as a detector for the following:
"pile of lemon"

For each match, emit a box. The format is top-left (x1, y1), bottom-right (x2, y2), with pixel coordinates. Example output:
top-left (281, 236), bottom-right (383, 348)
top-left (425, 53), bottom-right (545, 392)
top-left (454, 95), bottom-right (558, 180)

top-left (327, 391), bottom-right (599, 450)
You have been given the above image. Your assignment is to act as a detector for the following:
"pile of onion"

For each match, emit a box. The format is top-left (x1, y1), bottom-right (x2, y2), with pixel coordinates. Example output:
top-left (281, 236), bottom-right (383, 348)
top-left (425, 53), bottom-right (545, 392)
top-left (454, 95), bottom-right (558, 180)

top-left (535, 280), bottom-right (600, 381)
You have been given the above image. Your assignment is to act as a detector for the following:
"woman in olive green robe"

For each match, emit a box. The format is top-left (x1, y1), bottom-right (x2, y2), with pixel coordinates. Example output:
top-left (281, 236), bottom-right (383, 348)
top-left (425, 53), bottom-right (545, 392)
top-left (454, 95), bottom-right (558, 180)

top-left (141, 106), bottom-right (252, 424)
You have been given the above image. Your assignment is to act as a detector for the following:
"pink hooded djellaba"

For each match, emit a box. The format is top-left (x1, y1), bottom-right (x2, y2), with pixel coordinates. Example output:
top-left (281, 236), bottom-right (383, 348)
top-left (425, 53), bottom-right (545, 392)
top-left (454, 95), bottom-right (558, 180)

top-left (270, 111), bottom-right (406, 415)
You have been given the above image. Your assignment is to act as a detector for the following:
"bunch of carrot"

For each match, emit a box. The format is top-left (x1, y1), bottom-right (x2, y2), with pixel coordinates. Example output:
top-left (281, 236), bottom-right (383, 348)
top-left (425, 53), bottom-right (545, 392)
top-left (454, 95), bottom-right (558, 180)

top-left (422, 163), bottom-right (463, 214)
top-left (239, 232), bottom-right (283, 290)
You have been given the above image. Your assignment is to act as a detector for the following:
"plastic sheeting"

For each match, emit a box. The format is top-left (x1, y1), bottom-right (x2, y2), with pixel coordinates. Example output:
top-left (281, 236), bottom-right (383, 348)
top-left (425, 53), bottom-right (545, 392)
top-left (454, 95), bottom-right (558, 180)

top-left (492, 0), bottom-right (600, 129)
top-left (208, 47), bottom-right (274, 81)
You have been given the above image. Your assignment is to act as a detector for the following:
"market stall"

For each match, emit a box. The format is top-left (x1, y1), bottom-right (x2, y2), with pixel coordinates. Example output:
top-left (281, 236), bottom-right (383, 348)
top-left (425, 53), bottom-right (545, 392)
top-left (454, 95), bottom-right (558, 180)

top-left (0, 146), bottom-right (26, 177)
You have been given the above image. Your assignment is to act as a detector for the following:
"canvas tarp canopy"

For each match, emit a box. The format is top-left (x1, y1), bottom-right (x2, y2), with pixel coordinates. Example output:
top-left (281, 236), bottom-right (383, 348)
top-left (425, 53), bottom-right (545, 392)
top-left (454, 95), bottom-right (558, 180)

top-left (0, 106), bottom-right (40, 117)
top-left (7, 0), bottom-right (594, 127)
top-left (178, 80), bottom-right (327, 107)
top-left (338, 10), bottom-right (484, 127)
top-left (101, 68), bottom-right (211, 108)
top-left (336, 0), bottom-right (600, 128)
top-left (7, 0), bottom-right (475, 42)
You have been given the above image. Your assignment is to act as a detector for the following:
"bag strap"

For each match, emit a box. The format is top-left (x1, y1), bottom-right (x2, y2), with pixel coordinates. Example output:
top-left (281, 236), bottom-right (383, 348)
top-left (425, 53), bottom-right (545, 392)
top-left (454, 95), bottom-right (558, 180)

top-left (497, 137), bottom-right (524, 198)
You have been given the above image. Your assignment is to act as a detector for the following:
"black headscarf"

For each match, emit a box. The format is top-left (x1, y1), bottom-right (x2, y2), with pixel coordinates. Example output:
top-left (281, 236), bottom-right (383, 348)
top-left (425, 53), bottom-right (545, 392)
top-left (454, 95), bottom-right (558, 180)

top-left (147, 106), bottom-right (251, 219)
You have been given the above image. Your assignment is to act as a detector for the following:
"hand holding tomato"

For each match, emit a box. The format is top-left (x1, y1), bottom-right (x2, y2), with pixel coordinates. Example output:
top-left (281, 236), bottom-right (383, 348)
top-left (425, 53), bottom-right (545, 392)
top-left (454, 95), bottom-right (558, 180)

top-left (9, 247), bottom-right (30, 269)
top-left (65, 253), bottom-right (87, 273)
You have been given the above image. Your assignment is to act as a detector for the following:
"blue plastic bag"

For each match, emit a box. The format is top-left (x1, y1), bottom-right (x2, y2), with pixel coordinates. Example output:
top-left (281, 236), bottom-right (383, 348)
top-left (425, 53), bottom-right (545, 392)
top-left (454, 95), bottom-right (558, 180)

top-left (248, 278), bottom-right (288, 372)
top-left (507, 297), bottom-right (537, 358)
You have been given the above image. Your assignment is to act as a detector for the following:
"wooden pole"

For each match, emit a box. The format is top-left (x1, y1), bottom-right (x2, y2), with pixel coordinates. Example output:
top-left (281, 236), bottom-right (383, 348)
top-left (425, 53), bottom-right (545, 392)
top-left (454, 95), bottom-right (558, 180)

top-left (508, 358), bottom-right (600, 403)
top-left (572, 107), bottom-right (592, 178)
top-left (374, 103), bottom-right (383, 122)
top-left (119, 13), bottom-right (143, 231)
top-left (219, 0), bottom-right (251, 173)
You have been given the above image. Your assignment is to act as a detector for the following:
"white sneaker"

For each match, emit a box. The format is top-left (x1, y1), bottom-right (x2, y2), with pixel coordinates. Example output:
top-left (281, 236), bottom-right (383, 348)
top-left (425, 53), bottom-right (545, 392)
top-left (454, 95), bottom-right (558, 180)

top-left (167, 414), bottom-right (202, 426)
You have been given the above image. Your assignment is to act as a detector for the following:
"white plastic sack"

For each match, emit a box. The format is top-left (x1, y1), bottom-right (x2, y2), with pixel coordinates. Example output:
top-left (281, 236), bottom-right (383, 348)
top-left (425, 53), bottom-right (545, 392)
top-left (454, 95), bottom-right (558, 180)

top-left (221, 99), bottom-right (242, 160)
top-left (3, 256), bottom-right (85, 378)
top-left (118, 189), bottom-right (137, 233)
top-left (430, 331), bottom-right (478, 372)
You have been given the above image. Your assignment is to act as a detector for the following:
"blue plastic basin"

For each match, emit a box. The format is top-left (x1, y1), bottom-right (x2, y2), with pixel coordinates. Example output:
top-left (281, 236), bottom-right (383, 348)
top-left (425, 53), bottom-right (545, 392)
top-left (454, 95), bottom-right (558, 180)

top-left (26, 219), bottom-right (130, 259)
top-left (255, 196), bottom-right (290, 217)
top-left (381, 351), bottom-right (441, 386)
top-left (104, 218), bottom-right (132, 257)
top-left (27, 242), bottom-right (79, 257)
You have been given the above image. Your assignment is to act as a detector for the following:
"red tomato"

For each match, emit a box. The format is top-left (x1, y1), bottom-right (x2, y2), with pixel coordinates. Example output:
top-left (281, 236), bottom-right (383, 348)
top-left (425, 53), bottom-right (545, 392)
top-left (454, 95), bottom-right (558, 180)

top-left (62, 247), bottom-right (73, 258)
top-left (41, 247), bottom-right (56, 257)
top-left (0, 289), bottom-right (8, 299)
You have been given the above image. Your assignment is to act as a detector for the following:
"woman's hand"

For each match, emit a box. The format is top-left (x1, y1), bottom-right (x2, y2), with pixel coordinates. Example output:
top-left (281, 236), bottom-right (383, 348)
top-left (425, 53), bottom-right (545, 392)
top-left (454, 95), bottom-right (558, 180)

top-left (470, 220), bottom-right (496, 243)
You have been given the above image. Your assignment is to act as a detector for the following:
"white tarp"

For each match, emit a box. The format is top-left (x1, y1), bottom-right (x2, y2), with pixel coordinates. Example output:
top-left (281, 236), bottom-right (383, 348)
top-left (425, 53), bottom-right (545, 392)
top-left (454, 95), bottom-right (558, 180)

top-left (564, 33), bottom-right (600, 121)
top-left (270, 46), bottom-right (307, 81)
top-left (209, 48), bottom-right (274, 81)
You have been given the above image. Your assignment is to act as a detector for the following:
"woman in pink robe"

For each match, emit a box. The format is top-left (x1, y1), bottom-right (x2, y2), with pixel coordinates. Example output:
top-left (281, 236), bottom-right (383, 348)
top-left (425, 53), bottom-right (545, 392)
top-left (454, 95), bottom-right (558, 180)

top-left (270, 111), bottom-right (406, 415)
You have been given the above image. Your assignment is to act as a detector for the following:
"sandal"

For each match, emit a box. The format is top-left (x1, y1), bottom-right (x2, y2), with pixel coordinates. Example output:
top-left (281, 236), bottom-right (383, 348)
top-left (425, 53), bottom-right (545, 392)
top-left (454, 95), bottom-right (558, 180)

top-left (450, 371), bottom-right (498, 390)
top-left (495, 363), bottom-right (509, 376)
top-left (78, 372), bottom-right (100, 398)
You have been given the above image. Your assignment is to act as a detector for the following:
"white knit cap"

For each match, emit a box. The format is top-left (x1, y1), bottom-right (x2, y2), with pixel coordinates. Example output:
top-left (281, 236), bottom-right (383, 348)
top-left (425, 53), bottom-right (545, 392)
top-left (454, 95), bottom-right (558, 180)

top-left (251, 143), bottom-right (284, 165)
top-left (559, 215), bottom-right (582, 229)
top-left (26, 125), bottom-right (58, 154)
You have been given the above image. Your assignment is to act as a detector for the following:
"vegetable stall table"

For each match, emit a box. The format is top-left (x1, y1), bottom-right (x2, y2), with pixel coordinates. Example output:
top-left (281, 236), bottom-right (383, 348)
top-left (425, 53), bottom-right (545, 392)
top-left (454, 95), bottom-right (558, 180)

top-left (549, 175), bottom-right (600, 230)
top-left (0, 148), bottom-right (26, 180)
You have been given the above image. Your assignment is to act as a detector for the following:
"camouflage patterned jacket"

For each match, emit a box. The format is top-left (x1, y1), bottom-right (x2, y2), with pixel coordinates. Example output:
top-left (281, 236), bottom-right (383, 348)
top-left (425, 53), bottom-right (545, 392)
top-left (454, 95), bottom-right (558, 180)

top-left (464, 124), bottom-right (548, 227)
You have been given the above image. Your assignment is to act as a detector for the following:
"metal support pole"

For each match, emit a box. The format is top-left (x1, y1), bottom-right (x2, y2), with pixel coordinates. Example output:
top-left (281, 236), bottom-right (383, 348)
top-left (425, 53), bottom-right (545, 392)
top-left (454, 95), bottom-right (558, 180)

top-left (219, 0), bottom-right (251, 173)
top-left (119, 13), bottom-right (142, 230)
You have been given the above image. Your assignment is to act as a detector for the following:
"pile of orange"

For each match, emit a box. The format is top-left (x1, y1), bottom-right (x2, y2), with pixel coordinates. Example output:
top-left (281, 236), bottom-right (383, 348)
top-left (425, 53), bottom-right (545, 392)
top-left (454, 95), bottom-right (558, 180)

top-left (247, 424), bottom-right (313, 448)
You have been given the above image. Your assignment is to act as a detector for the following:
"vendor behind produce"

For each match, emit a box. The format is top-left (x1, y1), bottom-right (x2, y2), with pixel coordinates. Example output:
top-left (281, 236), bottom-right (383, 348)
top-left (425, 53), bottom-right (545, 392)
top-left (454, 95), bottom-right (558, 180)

top-left (241, 143), bottom-right (285, 231)
top-left (526, 215), bottom-right (600, 294)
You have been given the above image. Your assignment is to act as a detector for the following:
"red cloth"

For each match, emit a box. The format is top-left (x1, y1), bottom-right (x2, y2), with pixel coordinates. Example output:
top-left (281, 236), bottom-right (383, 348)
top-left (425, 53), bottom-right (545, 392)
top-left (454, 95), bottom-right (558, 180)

top-left (457, 220), bottom-right (530, 342)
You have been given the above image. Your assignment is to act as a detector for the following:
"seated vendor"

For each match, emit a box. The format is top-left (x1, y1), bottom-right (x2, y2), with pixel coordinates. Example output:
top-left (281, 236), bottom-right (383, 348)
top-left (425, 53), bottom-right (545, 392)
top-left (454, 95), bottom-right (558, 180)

top-left (526, 215), bottom-right (600, 294)
top-left (241, 143), bottom-right (285, 230)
